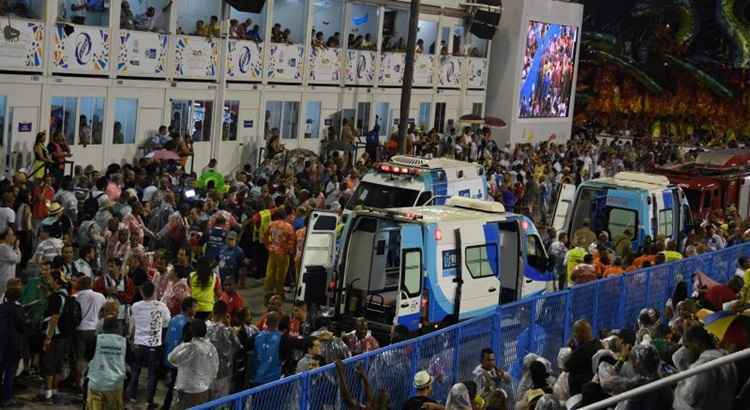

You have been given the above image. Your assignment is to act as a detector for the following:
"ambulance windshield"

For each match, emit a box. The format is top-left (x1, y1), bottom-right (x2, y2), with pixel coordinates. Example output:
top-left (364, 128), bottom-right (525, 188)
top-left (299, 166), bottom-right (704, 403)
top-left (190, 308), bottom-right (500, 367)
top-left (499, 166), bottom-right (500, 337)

top-left (346, 182), bottom-right (421, 209)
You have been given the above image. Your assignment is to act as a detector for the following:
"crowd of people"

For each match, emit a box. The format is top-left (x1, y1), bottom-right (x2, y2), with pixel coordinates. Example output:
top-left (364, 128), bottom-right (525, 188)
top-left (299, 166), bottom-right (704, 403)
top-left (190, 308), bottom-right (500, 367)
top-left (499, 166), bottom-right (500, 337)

top-left (0, 118), bottom-right (744, 410)
top-left (119, 0), bottom-right (172, 33)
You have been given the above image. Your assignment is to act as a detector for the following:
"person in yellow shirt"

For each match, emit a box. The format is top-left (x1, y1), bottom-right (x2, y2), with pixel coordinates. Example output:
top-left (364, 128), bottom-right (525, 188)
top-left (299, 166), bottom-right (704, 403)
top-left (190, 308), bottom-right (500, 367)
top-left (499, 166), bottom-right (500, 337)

top-left (208, 15), bottom-right (220, 37)
top-left (193, 20), bottom-right (208, 37)
top-left (661, 241), bottom-right (683, 263)
top-left (565, 237), bottom-right (588, 286)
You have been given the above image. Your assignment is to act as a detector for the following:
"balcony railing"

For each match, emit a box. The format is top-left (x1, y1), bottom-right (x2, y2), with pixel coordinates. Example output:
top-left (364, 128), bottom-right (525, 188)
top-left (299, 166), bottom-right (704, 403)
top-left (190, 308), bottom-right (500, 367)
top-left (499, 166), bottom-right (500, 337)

top-left (1, 19), bottom-right (488, 90)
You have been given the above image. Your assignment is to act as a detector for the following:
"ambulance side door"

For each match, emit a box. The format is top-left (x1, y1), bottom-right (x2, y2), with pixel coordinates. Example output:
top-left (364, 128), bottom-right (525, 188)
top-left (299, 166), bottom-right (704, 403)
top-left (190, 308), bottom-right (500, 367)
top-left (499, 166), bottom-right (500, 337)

top-left (552, 184), bottom-right (576, 234)
top-left (457, 223), bottom-right (501, 319)
top-left (296, 211), bottom-right (339, 302)
top-left (397, 224), bottom-right (424, 330)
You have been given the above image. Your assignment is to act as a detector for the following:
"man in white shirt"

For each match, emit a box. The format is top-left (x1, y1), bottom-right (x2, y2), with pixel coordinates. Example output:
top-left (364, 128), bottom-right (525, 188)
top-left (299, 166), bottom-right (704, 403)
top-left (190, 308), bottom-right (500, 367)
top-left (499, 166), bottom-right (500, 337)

top-left (0, 191), bottom-right (15, 234)
top-left (73, 277), bottom-right (105, 388)
top-left (127, 281), bottom-right (171, 408)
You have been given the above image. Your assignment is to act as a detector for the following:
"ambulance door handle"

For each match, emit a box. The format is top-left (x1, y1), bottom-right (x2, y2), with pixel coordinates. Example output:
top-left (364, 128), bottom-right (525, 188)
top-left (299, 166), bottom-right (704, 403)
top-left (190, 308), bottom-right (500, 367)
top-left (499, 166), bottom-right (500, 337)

top-left (488, 287), bottom-right (497, 293)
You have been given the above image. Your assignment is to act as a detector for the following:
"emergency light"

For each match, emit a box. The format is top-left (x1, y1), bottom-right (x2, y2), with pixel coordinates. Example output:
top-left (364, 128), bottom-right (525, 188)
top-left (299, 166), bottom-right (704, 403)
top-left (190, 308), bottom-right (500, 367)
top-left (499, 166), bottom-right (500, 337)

top-left (377, 163), bottom-right (422, 176)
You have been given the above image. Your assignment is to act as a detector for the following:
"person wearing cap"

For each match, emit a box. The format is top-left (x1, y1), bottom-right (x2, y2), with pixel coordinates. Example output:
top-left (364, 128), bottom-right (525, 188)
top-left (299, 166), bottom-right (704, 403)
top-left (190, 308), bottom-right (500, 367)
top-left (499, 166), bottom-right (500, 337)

top-left (218, 230), bottom-right (245, 282)
top-left (404, 370), bottom-right (442, 410)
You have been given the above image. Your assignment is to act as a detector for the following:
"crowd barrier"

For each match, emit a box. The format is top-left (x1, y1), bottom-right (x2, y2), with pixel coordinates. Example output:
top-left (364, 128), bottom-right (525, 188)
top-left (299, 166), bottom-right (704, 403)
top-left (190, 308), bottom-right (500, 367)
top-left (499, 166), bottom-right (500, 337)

top-left (194, 243), bottom-right (750, 410)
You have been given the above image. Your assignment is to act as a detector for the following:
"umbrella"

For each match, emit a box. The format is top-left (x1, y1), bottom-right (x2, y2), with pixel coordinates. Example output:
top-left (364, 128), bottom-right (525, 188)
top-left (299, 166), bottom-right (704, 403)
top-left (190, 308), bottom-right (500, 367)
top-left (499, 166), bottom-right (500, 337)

top-left (197, 169), bottom-right (227, 192)
top-left (146, 149), bottom-right (180, 161)
top-left (484, 116), bottom-right (507, 128)
top-left (459, 114), bottom-right (483, 124)
top-left (703, 310), bottom-right (745, 340)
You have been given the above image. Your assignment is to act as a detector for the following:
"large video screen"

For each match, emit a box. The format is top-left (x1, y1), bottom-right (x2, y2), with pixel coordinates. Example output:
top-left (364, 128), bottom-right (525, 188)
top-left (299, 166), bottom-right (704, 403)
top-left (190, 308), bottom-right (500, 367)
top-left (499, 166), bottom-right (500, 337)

top-left (519, 21), bottom-right (578, 119)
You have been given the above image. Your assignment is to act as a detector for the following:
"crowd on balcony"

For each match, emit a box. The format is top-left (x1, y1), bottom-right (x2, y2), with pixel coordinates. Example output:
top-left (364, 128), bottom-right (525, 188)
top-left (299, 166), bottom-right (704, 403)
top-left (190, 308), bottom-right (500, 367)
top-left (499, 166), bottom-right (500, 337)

top-left (0, 0), bottom-right (34, 18)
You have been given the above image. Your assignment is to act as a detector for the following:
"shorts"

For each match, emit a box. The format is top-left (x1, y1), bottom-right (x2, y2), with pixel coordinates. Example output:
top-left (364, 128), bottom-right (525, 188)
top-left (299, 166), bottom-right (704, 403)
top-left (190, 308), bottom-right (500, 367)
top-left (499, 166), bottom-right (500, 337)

top-left (41, 338), bottom-right (68, 376)
top-left (75, 330), bottom-right (97, 362)
top-left (87, 386), bottom-right (124, 410)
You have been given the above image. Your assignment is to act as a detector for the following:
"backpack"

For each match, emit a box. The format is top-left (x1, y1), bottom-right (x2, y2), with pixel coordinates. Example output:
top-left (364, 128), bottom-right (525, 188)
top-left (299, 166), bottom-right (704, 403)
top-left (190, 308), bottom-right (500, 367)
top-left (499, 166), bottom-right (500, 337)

top-left (82, 192), bottom-right (105, 221)
top-left (57, 291), bottom-right (82, 337)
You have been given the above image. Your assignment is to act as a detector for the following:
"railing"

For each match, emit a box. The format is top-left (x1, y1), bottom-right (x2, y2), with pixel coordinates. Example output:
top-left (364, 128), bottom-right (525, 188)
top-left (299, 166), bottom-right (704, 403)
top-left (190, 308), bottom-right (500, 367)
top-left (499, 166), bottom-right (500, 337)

top-left (193, 243), bottom-right (750, 410)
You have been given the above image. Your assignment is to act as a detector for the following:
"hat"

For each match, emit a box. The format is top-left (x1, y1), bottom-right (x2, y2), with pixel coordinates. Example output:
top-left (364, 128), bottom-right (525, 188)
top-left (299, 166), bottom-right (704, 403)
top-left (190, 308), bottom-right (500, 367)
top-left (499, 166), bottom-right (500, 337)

top-left (47, 202), bottom-right (63, 217)
top-left (413, 370), bottom-right (432, 390)
top-left (227, 231), bottom-right (239, 240)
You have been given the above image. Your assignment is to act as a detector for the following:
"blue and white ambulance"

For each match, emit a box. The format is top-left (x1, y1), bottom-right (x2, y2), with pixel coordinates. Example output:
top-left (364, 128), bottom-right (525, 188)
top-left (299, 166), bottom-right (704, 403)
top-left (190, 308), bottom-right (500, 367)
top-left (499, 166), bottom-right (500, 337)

top-left (345, 156), bottom-right (488, 210)
top-left (297, 197), bottom-right (554, 333)
top-left (553, 172), bottom-right (691, 251)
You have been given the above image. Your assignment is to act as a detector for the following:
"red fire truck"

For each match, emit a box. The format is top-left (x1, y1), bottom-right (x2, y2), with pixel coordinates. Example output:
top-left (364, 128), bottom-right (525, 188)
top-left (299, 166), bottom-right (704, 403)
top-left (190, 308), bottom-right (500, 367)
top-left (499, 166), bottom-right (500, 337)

top-left (654, 149), bottom-right (750, 219)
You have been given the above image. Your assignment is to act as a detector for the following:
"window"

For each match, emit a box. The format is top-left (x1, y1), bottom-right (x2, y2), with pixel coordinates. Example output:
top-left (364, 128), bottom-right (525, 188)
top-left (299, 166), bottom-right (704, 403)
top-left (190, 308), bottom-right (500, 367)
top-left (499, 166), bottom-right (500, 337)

top-left (0, 96), bottom-right (5, 146)
top-left (58, 0), bottom-right (109, 26)
top-left (266, 101), bottom-right (299, 140)
top-left (50, 96), bottom-right (104, 146)
top-left (78, 97), bottom-right (104, 145)
top-left (468, 32), bottom-right (488, 58)
top-left (177, 0), bottom-right (220, 37)
top-left (472, 103), bottom-right (483, 116)
top-left (229, 5), bottom-right (267, 40)
top-left (452, 26), bottom-right (464, 56)
top-left (223, 100), bottom-right (240, 141)
top-left (466, 244), bottom-right (497, 278)
top-left (312, 0), bottom-right (342, 44)
top-left (113, 98), bottom-right (137, 144)
top-left (659, 209), bottom-right (673, 237)
top-left (350, 4), bottom-right (378, 49)
top-left (121, 0), bottom-right (171, 32)
top-left (527, 234), bottom-right (548, 272)
top-left (356, 102), bottom-right (370, 132)
top-left (346, 182), bottom-right (420, 209)
top-left (375, 102), bottom-right (390, 137)
top-left (418, 103), bottom-right (431, 130)
top-left (3, 0), bottom-right (42, 19)
top-left (50, 97), bottom-right (77, 145)
top-left (608, 208), bottom-right (637, 241)
top-left (434, 102), bottom-right (446, 133)
top-left (272, 0), bottom-right (305, 44)
top-left (401, 249), bottom-right (422, 297)
top-left (304, 101), bottom-right (321, 139)
top-left (170, 99), bottom-right (212, 142)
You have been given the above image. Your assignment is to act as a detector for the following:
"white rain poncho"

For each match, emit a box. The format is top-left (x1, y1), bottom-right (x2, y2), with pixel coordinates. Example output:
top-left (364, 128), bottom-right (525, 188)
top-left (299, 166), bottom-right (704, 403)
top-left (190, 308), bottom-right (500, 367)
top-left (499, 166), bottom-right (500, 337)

top-left (445, 383), bottom-right (473, 410)
top-left (168, 337), bottom-right (220, 394)
top-left (673, 349), bottom-right (738, 410)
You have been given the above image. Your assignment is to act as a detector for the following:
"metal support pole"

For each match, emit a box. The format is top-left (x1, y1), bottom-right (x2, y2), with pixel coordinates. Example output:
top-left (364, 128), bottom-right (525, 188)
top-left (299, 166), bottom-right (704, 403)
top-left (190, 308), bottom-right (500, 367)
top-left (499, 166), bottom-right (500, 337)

top-left (397, 0), bottom-right (420, 154)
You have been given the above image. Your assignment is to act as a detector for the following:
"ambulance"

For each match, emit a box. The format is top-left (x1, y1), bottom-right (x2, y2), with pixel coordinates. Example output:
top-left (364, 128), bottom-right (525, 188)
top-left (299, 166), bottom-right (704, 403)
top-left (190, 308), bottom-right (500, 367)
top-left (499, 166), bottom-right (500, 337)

top-left (552, 172), bottom-right (691, 251)
top-left (345, 156), bottom-right (488, 211)
top-left (297, 197), bottom-right (554, 334)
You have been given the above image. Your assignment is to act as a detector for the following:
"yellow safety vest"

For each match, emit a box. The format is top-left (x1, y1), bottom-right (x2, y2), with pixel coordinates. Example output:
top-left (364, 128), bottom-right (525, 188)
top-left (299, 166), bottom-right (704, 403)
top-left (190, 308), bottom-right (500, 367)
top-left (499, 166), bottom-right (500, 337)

top-left (566, 247), bottom-right (586, 283)
top-left (661, 250), bottom-right (683, 262)
top-left (254, 209), bottom-right (272, 243)
top-left (190, 272), bottom-right (216, 313)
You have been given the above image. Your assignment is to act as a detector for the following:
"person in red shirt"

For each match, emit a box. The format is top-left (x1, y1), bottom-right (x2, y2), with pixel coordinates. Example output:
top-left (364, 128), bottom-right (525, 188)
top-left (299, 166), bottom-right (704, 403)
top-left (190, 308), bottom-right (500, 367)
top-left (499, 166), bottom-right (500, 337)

top-left (32, 173), bottom-right (55, 222)
top-left (701, 277), bottom-right (743, 311)
top-left (219, 276), bottom-right (245, 321)
top-left (263, 210), bottom-right (296, 296)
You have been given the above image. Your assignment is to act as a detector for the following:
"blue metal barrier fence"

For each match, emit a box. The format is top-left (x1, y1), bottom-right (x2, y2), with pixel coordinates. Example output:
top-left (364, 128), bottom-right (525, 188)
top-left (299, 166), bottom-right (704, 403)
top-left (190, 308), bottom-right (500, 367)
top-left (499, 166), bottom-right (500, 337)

top-left (194, 243), bottom-right (750, 409)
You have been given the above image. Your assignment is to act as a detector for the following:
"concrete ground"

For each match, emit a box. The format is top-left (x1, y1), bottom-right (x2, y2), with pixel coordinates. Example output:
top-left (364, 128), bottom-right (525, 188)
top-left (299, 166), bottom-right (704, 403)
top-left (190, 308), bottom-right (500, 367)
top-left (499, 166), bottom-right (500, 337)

top-left (14, 278), bottom-right (271, 410)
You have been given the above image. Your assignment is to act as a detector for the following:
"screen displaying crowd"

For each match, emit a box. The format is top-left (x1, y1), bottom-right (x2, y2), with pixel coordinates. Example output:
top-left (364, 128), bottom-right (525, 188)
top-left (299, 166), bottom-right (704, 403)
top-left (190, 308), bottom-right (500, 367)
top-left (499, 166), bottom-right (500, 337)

top-left (519, 21), bottom-right (578, 119)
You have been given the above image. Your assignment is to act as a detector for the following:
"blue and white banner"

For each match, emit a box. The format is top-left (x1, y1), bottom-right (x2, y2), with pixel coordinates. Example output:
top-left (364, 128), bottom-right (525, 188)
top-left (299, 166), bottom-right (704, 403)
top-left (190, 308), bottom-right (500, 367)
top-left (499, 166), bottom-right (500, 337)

top-left (227, 40), bottom-right (263, 81)
top-left (379, 52), bottom-right (404, 85)
top-left (174, 35), bottom-right (218, 79)
top-left (267, 43), bottom-right (303, 82)
top-left (352, 14), bottom-right (368, 26)
top-left (346, 50), bottom-right (375, 84)
top-left (467, 57), bottom-right (487, 88)
top-left (309, 47), bottom-right (341, 83)
top-left (0, 19), bottom-right (44, 71)
top-left (413, 54), bottom-right (434, 86)
top-left (52, 24), bottom-right (109, 73)
top-left (438, 56), bottom-right (463, 88)
top-left (117, 30), bottom-right (167, 76)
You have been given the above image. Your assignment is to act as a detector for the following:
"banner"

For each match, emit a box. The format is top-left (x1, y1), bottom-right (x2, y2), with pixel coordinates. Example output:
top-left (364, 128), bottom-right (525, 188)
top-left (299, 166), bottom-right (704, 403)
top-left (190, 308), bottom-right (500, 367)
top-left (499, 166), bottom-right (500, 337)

top-left (467, 57), bottom-right (487, 88)
top-left (346, 50), bottom-right (375, 84)
top-left (267, 43), bottom-right (303, 82)
top-left (227, 40), bottom-right (263, 81)
top-left (438, 56), bottom-right (464, 88)
top-left (175, 35), bottom-right (218, 79)
top-left (0, 19), bottom-right (44, 70)
top-left (379, 52), bottom-right (404, 85)
top-left (117, 30), bottom-right (168, 76)
top-left (413, 54), bottom-right (434, 86)
top-left (309, 47), bottom-right (341, 83)
top-left (52, 24), bottom-right (109, 73)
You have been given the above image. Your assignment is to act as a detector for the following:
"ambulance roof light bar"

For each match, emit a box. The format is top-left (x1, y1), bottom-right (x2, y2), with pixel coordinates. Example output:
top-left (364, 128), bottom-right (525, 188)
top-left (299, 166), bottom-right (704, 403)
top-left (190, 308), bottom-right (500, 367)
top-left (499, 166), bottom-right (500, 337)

top-left (446, 197), bottom-right (506, 214)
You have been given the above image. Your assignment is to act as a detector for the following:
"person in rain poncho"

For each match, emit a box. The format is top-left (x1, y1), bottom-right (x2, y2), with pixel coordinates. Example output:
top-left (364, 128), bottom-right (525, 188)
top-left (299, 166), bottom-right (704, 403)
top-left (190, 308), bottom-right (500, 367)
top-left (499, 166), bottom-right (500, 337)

top-left (533, 394), bottom-right (564, 410)
top-left (601, 344), bottom-right (672, 410)
top-left (86, 317), bottom-right (127, 410)
top-left (673, 325), bottom-right (737, 410)
top-left (552, 348), bottom-right (572, 402)
top-left (516, 354), bottom-right (554, 401)
top-left (445, 383), bottom-right (472, 410)
top-left (168, 319), bottom-right (219, 410)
